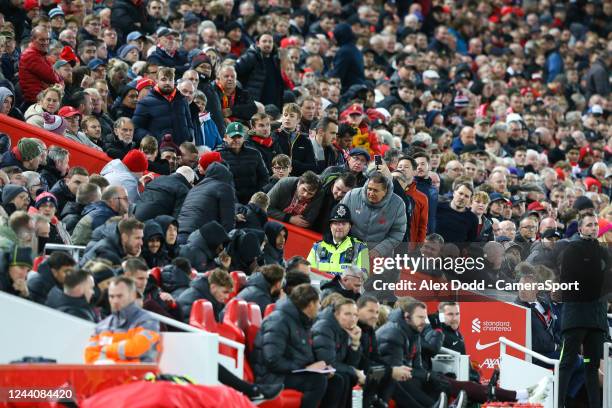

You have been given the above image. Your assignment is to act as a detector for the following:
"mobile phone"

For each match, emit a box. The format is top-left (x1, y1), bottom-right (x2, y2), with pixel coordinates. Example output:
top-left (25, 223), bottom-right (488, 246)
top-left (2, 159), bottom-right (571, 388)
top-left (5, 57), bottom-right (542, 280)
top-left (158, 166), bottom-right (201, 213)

top-left (374, 155), bottom-right (382, 166)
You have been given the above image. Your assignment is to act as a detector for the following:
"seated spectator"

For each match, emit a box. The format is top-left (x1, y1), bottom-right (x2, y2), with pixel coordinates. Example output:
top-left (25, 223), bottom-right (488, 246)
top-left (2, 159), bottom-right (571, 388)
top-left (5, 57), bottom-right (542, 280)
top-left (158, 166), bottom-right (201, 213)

top-left (179, 220), bottom-right (229, 273)
top-left (80, 116), bottom-right (105, 150)
top-left (2, 185), bottom-right (30, 216)
top-left (46, 268), bottom-right (98, 322)
top-left (84, 276), bottom-right (161, 363)
top-left (160, 257), bottom-right (193, 299)
top-left (261, 221), bottom-right (287, 267)
top-left (236, 264), bottom-right (284, 314)
top-left (104, 117), bottom-right (137, 160)
top-left (134, 165), bottom-right (194, 221)
top-left (61, 183), bottom-right (100, 234)
top-left (28, 251), bottom-right (76, 304)
top-left (39, 146), bottom-right (68, 193)
top-left (177, 267), bottom-right (233, 322)
top-left (50, 166), bottom-right (89, 213)
top-left (0, 245), bottom-right (33, 298)
top-left (81, 218), bottom-right (144, 266)
top-left (262, 153), bottom-right (291, 193)
top-left (109, 85), bottom-right (138, 120)
top-left (100, 149), bottom-right (148, 203)
top-left (139, 136), bottom-right (170, 175)
top-left (308, 204), bottom-right (368, 275)
top-left (141, 220), bottom-right (169, 268)
top-left (178, 162), bottom-right (235, 242)
top-left (30, 192), bottom-right (71, 245)
top-left (251, 284), bottom-right (331, 408)
top-left (154, 215), bottom-right (179, 258)
top-left (58, 106), bottom-right (103, 151)
top-left (435, 182), bottom-right (479, 243)
top-left (267, 170), bottom-right (323, 228)
top-left (320, 265), bottom-right (364, 301)
top-left (24, 86), bottom-right (63, 128)
top-left (235, 191), bottom-right (269, 231)
top-left (0, 138), bottom-right (44, 171)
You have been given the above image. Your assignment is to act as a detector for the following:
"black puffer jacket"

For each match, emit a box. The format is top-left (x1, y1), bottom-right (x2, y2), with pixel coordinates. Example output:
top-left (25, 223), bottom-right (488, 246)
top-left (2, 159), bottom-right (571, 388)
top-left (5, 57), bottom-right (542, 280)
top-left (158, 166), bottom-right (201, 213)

top-left (235, 202), bottom-right (268, 231)
top-left (45, 286), bottom-right (98, 322)
top-left (320, 275), bottom-right (360, 301)
top-left (132, 87), bottom-right (195, 145)
top-left (177, 276), bottom-right (225, 323)
top-left (245, 135), bottom-right (282, 174)
top-left (135, 173), bottom-right (191, 221)
top-left (40, 164), bottom-right (64, 193)
top-left (236, 272), bottom-right (275, 314)
top-left (377, 309), bottom-right (425, 372)
top-left (250, 298), bottom-right (317, 384)
top-left (261, 221), bottom-right (286, 266)
top-left (177, 162), bottom-right (236, 240)
top-left (217, 144), bottom-right (269, 204)
top-left (160, 263), bottom-right (191, 299)
top-left (27, 260), bottom-right (62, 304)
top-left (235, 45), bottom-right (284, 108)
top-left (110, 0), bottom-right (153, 40)
top-left (80, 224), bottom-right (126, 266)
top-left (147, 47), bottom-right (190, 76)
top-left (103, 137), bottom-right (135, 160)
top-left (178, 221), bottom-right (229, 272)
top-left (274, 128), bottom-right (317, 177)
top-left (50, 179), bottom-right (75, 214)
top-left (312, 307), bottom-right (360, 381)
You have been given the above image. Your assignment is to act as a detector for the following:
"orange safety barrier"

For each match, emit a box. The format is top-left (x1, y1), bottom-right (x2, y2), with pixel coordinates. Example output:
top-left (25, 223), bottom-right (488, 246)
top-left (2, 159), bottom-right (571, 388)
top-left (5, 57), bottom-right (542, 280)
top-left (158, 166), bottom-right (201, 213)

top-left (0, 114), bottom-right (110, 173)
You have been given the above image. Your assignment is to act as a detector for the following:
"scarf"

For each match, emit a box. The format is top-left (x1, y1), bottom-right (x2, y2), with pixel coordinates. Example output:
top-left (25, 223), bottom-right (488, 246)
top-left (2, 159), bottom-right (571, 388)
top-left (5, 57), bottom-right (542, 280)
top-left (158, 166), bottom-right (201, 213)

top-left (154, 85), bottom-right (177, 103)
top-left (251, 135), bottom-right (274, 147)
top-left (283, 191), bottom-right (310, 216)
top-left (217, 82), bottom-right (236, 123)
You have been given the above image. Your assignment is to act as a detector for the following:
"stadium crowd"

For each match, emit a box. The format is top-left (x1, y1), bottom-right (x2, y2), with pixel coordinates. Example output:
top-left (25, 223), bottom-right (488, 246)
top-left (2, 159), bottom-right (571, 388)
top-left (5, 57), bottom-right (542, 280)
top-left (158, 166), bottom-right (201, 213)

top-left (0, 0), bottom-right (610, 406)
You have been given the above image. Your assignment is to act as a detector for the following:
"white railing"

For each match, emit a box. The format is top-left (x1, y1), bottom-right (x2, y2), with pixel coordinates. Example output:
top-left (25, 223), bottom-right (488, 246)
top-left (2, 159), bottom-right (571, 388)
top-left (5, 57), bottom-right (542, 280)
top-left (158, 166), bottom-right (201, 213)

top-left (499, 336), bottom-right (558, 408)
top-left (44, 243), bottom-right (87, 262)
top-left (147, 311), bottom-right (245, 379)
top-left (432, 346), bottom-right (470, 381)
top-left (604, 343), bottom-right (611, 408)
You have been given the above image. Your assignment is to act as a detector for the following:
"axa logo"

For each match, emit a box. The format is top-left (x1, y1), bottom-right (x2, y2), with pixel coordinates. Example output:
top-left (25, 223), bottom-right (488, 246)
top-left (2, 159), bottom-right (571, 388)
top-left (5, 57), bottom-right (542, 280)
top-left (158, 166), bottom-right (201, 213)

top-left (471, 318), bottom-right (481, 333)
top-left (480, 358), bottom-right (500, 369)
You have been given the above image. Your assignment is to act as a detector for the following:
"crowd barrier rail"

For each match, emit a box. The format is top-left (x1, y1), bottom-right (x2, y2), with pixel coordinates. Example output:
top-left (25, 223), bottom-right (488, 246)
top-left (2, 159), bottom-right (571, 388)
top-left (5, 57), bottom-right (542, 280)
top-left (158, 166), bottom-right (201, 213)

top-left (604, 342), bottom-right (611, 408)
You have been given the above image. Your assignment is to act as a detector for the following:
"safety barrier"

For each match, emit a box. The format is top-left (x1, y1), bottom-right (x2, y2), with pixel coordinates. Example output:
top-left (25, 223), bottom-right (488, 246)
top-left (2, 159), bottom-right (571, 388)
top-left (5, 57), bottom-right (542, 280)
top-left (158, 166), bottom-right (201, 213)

top-left (432, 346), bottom-right (470, 381)
top-left (604, 342), bottom-right (611, 408)
top-left (499, 337), bottom-right (557, 408)
top-left (0, 114), bottom-right (110, 173)
top-left (44, 243), bottom-right (87, 261)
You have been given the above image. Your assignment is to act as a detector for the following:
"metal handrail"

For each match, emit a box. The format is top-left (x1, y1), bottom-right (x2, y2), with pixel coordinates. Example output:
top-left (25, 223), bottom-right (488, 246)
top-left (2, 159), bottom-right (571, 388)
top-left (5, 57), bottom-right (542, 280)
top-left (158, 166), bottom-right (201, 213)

top-left (439, 346), bottom-right (461, 356)
top-left (499, 336), bottom-right (559, 408)
top-left (146, 311), bottom-right (245, 377)
top-left (604, 343), bottom-right (611, 408)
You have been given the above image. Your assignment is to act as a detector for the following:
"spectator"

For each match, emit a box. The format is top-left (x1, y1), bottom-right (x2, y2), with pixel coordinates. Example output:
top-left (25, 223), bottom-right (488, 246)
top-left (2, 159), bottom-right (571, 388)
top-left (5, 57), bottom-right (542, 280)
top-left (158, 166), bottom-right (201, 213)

top-left (27, 251), bottom-right (76, 304)
top-left (85, 276), bottom-right (160, 363)
top-left (178, 161), bottom-right (235, 241)
top-left (61, 182), bottom-right (101, 234)
top-left (71, 186), bottom-right (129, 245)
top-left (46, 268), bottom-right (97, 322)
top-left (0, 138), bottom-right (44, 171)
top-left (30, 192), bottom-right (72, 245)
top-left (132, 67), bottom-right (195, 145)
top-left (178, 220), bottom-right (229, 273)
top-left (50, 166), bottom-right (89, 214)
top-left (40, 146), bottom-right (69, 191)
top-left (274, 102), bottom-right (316, 177)
top-left (320, 265), bottom-right (364, 301)
top-left (104, 117), bottom-right (136, 159)
top-left (0, 245), bottom-right (33, 298)
top-left (310, 117), bottom-right (342, 173)
top-left (236, 33), bottom-right (284, 108)
top-left (245, 113), bottom-right (282, 174)
top-left (341, 171), bottom-right (406, 258)
top-left (413, 151), bottom-right (438, 234)
top-left (313, 172), bottom-right (356, 234)
top-left (214, 64), bottom-right (257, 126)
top-left (2, 185), bottom-right (30, 216)
top-left (261, 221), bottom-right (287, 267)
top-left (58, 106), bottom-right (103, 151)
top-left (177, 267), bottom-right (233, 322)
top-left (322, 148), bottom-right (369, 189)
top-left (147, 28), bottom-right (189, 76)
top-left (24, 86), bottom-right (63, 128)
top-left (236, 264), bottom-right (284, 315)
top-left (134, 166), bottom-right (194, 221)
top-left (217, 121), bottom-right (269, 204)
top-left (81, 217), bottom-right (144, 266)
top-left (235, 191), bottom-right (269, 231)
top-left (470, 191), bottom-right (494, 242)
top-left (110, 0), bottom-right (153, 41)
top-left (267, 170), bottom-right (323, 229)
top-left (435, 182), bottom-right (478, 243)
top-left (19, 27), bottom-right (62, 106)
top-left (328, 23), bottom-right (365, 94)
top-left (100, 149), bottom-right (148, 203)
top-left (396, 156), bottom-right (429, 243)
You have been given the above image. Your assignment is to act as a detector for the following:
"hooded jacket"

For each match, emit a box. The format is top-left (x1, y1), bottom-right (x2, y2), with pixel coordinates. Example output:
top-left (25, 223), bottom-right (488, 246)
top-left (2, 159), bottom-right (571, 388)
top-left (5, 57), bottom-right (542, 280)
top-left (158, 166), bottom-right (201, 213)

top-left (100, 159), bottom-right (141, 204)
top-left (261, 221), bottom-right (286, 266)
top-left (177, 276), bottom-right (225, 323)
top-left (250, 298), bottom-right (317, 384)
top-left (328, 23), bottom-right (365, 94)
top-left (141, 220), bottom-right (169, 268)
top-left (226, 229), bottom-right (264, 274)
top-left (154, 215), bottom-right (178, 258)
top-left (45, 286), bottom-right (98, 322)
top-left (178, 221), bottom-right (229, 273)
top-left (177, 162), bottom-right (236, 240)
top-left (134, 173), bottom-right (191, 221)
top-left (340, 173), bottom-right (406, 256)
top-left (236, 272), bottom-right (276, 314)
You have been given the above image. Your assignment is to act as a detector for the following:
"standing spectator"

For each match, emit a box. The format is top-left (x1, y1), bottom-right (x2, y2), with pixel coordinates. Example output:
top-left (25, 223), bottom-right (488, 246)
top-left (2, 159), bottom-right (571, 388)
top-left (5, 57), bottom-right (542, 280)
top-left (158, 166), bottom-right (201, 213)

top-left (328, 23), bottom-right (365, 94)
top-left (267, 170), bottom-right (323, 229)
top-left (19, 27), bottom-right (62, 107)
top-left (245, 113), bottom-right (282, 174)
top-left (218, 122), bottom-right (269, 204)
top-left (274, 103), bottom-right (316, 177)
top-left (100, 149), bottom-right (148, 203)
top-left (310, 117), bottom-right (342, 173)
top-left (435, 182), bottom-right (478, 243)
top-left (413, 151), bottom-right (438, 234)
top-left (177, 161), bottom-right (235, 242)
top-left (313, 172), bottom-right (356, 234)
top-left (396, 156), bottom-right (428, 243)
top-left (214, 64), bottom-right (257, 125)
top-left (585, 51), bottom-right (610, 98)
top-left (341, 171), bottom-right (406, 257)
top-left (132, 67), bottom-right (195, 145)
top-left (134, 166), bottom-right (194, 221)
top-left (111, 0), bottom-right (153, 41)
top-left (235, 33), bottom-right (284, 108)
top-left (147, 28), bottom-right (190, 76)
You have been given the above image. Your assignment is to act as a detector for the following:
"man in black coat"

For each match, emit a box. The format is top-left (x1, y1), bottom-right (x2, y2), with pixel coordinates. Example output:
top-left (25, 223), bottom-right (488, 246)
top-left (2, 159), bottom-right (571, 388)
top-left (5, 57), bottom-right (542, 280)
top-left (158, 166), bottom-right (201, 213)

top-left (178, 221), bottom-right (229, 273)
top-left (132, 66), bottom-right (195, 145)
top-left (327, 23), bottom-right (365, 94)
top-left (250, 284), bottom-right (329, 408)
top-left (27, 251), bottom-right (76, 304)
top-left (110, 0), bottom-right (153, 41)
top-left (273, 103), bottom-right (317, 177)
top-left (217, 122), bottom-right (269, 204)
top-left (557, 213), bottom-right (610, 408)
top-left (46, 268), bottom-right (98, 322)
top-left (245, 113), bottom-right (282, 174)
top-left (235, 33), bottom-right (284, 108)
top-left (147, 28), bottom-right (190, 76)
top-left (50, 167), bottom-right (90, 214)
top-left (192, 53), bottom-right (225, 135)
top-left (134, 167), bottom-right (193, 221)
top-left (80, 218), bottom-right (144, 266)
top-left (177, 162), bottom-right (236, 243)
top-left (214, 65), bottom-right (258, 125)
top-left (176, 268), bottom-right (233, 322)
top-left (320, 265), bottom-right (363, 301)
top-left (313, 172), bottom-right (356, 233)
top-left (236, 264), bottom-right (284, 314)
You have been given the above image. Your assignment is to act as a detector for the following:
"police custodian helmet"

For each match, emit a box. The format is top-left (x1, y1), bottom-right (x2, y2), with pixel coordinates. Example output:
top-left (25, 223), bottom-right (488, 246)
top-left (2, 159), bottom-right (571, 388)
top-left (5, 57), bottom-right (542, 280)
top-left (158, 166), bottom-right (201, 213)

top-left (329, 204), bottom-right (352, 223)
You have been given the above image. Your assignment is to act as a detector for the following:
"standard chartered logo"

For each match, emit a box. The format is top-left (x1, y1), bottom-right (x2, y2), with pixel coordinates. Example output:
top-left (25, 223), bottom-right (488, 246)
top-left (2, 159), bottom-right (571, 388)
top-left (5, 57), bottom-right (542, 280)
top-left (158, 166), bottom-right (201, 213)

top-left (471, 318), bottom-right (481, 333)
top-left (471, 318), bottom-right (511, 333)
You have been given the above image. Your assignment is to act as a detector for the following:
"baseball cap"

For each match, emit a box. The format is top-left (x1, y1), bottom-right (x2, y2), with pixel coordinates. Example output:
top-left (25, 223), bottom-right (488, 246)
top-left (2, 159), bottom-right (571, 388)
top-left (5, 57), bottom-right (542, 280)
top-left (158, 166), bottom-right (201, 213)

top-left (226, 122), bottom-right (247, 138)
top-left (53, 59), bottom-right (69, 70)
top-left (349, 147), bottom-right (370, 162)
top-left (527, 201), bottom-right (546, 212)
top-left (345, 104), bottom-right (364, 116)
top-left (58, 106), bottom-right (81, 118)
top-left (489, 192), bottom-right (510, 204)
top-left (87, 58), bottom-right (106, 70)
top-left (156, 27), bottom-right (179, 37)
top-left (423, 70), bottom-right (440, 80)
top-left (126, 31), bottom-right (143, 42)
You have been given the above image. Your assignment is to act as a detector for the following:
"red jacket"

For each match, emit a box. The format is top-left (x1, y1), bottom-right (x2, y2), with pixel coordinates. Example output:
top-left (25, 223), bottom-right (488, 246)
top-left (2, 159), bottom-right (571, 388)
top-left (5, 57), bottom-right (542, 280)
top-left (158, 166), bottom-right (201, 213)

top-left (405, 182), bottom-right (428, 243)
top-left (19, 45), bottom-right (62, 103)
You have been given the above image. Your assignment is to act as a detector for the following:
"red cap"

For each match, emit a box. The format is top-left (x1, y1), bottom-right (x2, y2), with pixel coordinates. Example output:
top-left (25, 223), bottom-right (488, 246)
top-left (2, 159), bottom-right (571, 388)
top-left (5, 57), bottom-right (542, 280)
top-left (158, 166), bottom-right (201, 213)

top-left (198, 151), bottom-right (222, 172)
top-left (136, 78), bottom-right (155, 92)
top-left (57, 106), bottom-right (81, 118)
top-left (24, 0), bottom-right (39, 11)
top-left (280, 37), bottom-right (299, 49)
top-left (59, 46), bottom-right (79, 64)
top-left (122, 149), bottom-right (148, 173)
top-left (345, 103), bottom-right (364, 116)
top-left (527, 201), bottom-right (546, 212)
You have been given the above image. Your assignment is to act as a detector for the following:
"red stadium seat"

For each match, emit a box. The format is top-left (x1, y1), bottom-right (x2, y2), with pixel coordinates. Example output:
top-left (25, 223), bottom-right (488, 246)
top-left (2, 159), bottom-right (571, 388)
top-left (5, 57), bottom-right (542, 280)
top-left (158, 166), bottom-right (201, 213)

top-left (149, 267), bottom-right (162, 285)
top-left (229, 271), bottom-right (247, 300)
top-left (259, 389), bottom-right (303, 408)
top-left (189, 299), bottom-right (218, 332)
top-left (264, 303), bottom-right (276, 317)
top-left (223, 298), bottom-right (250, 334)
top-left (247, 303), bottom-right (262, 327)
top-left (245, 303), bottom-right (262, 353)
top-left (32, 255), bottom-right (47, 272)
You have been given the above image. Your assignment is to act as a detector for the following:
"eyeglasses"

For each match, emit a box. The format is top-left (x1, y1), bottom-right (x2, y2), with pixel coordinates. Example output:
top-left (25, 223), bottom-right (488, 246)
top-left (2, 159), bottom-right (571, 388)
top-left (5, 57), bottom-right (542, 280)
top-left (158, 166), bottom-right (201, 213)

top-left (114, 196), bottom-right (129, 201)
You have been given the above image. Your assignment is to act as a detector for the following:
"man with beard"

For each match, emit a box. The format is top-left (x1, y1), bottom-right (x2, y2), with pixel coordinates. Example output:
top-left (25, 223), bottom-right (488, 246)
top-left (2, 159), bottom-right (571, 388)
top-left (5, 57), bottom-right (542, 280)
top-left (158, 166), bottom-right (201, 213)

top-left (313, 172), bottom-right (356, 233)
top-left (236, 264), bottom-right (284, 314)
top-left (80, 218), bottom-right (144, 266)
top-left (435, 182), bottom-right (478, 243)
top-left (132, 67), bottom-right (195, 145)
top-left (147, 28), bottom-right (190, 75)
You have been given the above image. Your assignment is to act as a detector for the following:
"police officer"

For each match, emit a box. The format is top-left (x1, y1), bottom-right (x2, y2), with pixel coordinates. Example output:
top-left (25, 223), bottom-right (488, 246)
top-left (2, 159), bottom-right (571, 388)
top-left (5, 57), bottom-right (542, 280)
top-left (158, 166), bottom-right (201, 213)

top-left (307, 204), bottom-right (369, 275)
